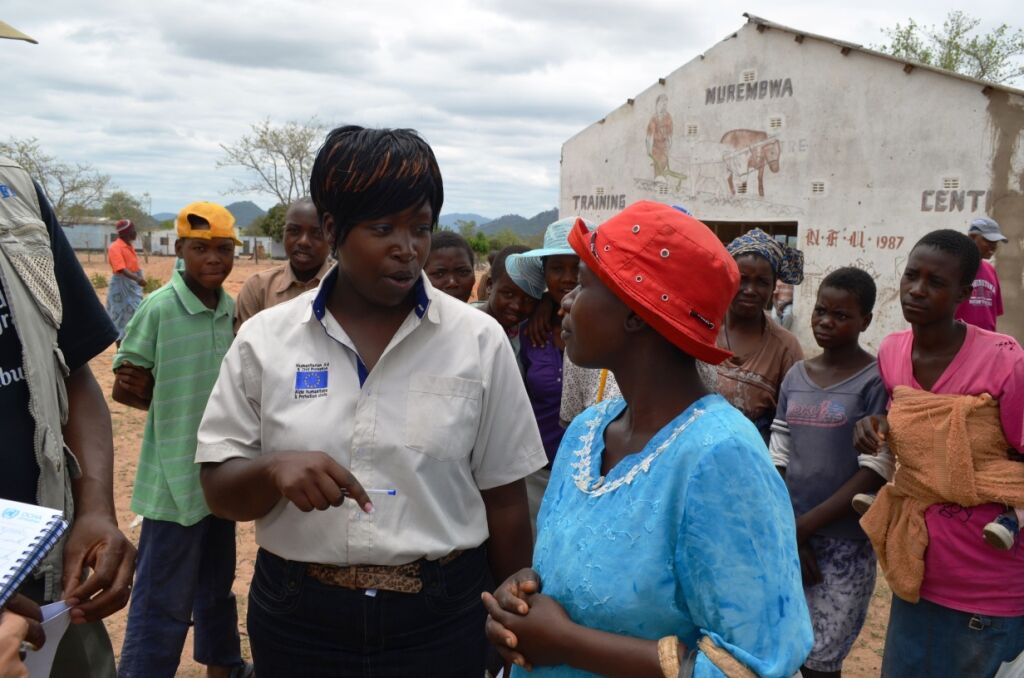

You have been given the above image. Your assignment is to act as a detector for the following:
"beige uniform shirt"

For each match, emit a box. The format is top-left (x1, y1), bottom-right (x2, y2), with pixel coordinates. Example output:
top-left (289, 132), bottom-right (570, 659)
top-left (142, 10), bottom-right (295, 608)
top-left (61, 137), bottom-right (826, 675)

top-left (715, 317), bottom-right (804, 430)
top-left (197, 271), bottom-right (547, 566)
top-left (234, 259), bottom-right (333, 332)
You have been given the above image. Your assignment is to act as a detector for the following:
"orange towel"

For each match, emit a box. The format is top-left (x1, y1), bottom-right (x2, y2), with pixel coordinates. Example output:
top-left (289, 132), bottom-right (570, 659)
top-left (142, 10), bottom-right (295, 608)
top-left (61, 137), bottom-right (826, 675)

top-left (860, 386), bottom-right (1024, 602)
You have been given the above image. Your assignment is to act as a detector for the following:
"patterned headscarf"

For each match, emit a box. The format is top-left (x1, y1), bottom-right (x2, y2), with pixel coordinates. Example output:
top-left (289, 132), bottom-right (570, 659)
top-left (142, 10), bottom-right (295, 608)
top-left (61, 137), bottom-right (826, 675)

top-left (726, 228), bottom-right (804, 285)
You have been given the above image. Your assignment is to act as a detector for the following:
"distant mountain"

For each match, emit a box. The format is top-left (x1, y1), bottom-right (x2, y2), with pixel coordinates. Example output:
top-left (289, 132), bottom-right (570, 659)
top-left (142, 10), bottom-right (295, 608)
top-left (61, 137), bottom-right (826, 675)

top-left (226, 201), bottom-right (266, 229)
top-left (151, 212), bottom-right (176, 222)
top-left (481, 208), bottom-right (558, 238)
top-left (439, 213), bottom-right (491, 229)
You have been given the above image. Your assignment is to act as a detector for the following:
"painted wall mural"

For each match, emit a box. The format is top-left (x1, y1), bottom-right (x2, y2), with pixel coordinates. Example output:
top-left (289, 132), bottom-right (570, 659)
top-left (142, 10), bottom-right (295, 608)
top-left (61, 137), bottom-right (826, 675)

top-left (645, 94), bottom-right (687, 188)
top-left (720, 129), bottom-right (781, 197)
top-left (633, 94), bottom-right (802, 216)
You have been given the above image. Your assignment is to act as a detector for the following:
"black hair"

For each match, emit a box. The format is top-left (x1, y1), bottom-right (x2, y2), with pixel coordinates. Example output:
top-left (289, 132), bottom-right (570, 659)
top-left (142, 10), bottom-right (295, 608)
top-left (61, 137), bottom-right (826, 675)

top-left (309, 125), bottom-right (443, 245)
top-left (820, 267), bottom-right (877, 315)
top-left (491, 244), bottom-right (530, 282)
top-left (912, 229), bottom-right (980, 287)
top-left (430, 230), bottom-right (475, 266)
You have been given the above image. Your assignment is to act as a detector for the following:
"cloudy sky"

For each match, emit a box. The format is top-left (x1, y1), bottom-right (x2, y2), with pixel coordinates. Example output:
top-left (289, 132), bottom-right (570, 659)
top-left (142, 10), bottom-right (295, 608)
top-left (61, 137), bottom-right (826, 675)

top-left (4, 1), bottom-right (1021, 218)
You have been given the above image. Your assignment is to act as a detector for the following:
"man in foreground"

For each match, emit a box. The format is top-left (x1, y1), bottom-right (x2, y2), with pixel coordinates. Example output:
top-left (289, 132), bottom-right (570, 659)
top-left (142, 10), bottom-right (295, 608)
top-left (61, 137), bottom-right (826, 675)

top-left (2, 18), bottom-right (136, 677)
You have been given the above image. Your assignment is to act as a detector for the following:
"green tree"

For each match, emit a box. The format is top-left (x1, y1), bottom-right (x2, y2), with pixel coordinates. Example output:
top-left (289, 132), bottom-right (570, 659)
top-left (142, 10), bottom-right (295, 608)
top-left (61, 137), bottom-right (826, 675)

top-left (102, 191), bottom-right (156, 229)
top-left (218, 118), bottom-right (325, 205)
top-left (249, 203), bottom-right (287, 241)
top-left (523, 233), bottom-right (545, 249)
top-left (449, 219), bottom-right (491, 255)
top-left (876, 11), bottom-right (1024, 84)
top-left (0, 137), bottom-right (111, 222)
top-left (487, 229), bottom-right (524, 252)
top-left (456, 219), bottom-right (478, 238)
top-left (468, 231), bottom-right (489, 256)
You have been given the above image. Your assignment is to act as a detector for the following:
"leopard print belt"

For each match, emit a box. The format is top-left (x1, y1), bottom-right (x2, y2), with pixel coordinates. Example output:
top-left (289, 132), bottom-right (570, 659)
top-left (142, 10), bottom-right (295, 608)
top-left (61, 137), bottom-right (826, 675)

top-left (306, 550), bottom-right (466, 594)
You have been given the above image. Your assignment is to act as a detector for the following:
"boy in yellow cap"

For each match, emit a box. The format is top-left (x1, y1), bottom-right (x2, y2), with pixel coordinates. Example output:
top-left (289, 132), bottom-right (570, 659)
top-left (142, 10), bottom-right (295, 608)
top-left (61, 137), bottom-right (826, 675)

top-left (112, 202), bottom-right (251, 678)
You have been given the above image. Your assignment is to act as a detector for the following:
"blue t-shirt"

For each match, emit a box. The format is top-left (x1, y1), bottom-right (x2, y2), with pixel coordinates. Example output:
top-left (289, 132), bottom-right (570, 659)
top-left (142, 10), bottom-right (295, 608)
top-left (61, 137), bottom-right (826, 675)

top-left (516, 394), bottom-right (813, 678)
top-left (776, 361), bottom-right (888, 540)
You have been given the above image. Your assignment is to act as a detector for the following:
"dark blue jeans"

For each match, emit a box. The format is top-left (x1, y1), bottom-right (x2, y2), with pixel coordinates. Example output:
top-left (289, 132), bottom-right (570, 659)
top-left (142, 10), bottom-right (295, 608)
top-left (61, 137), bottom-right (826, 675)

top-left (883, 595), bottom-right (1024, 677)
top-left (118, 516), bottom-right (242, 678)
top-left (247, 546), bottom-right (489, 677)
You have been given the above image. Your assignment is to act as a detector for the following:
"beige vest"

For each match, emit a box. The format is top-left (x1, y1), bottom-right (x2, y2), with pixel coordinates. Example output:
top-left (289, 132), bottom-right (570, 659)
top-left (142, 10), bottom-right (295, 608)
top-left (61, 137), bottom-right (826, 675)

top-left (0, 156), bottom-right (78, 601)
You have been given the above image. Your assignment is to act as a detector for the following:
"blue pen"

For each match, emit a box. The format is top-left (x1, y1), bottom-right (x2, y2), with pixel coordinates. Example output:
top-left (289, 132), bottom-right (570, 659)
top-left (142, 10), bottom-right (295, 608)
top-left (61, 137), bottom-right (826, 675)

top-left (345, 488), bottom-right (398, 496)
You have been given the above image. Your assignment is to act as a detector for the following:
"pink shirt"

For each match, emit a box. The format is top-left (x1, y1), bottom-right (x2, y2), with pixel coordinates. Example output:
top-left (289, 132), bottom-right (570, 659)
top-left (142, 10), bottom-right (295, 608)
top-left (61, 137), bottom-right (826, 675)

top-left (878, 324), bottom-right (1024, 616)
top-left (955, 259), bottom-right (1002, 332)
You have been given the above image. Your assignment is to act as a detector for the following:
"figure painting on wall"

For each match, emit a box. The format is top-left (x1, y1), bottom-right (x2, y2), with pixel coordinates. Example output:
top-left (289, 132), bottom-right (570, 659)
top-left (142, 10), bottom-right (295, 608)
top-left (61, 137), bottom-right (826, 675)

top-left (645, 94), bottom-right (687, 189)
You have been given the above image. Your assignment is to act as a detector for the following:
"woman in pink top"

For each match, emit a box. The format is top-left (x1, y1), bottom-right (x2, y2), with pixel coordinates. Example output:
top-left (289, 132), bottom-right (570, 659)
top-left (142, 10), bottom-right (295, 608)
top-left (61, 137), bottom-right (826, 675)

top-left (854, 229), bottom-right (1024, 677)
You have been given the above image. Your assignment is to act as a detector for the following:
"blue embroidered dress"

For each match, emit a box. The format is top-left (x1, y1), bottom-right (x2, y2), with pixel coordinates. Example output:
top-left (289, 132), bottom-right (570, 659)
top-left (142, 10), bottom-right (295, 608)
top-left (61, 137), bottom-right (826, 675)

top-left (514, 394), bottom-right (812, 677)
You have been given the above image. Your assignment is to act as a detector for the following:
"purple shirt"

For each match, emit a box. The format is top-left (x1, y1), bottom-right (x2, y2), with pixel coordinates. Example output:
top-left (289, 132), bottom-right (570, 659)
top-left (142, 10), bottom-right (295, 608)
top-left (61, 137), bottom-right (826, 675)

top-left (520, 330), bottom-right (565, 463)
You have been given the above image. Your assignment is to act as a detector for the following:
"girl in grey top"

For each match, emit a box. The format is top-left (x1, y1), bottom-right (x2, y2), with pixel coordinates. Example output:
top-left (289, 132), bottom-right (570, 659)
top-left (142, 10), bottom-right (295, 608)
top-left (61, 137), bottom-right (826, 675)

top-left (769, 267), bottom-right (891, 678)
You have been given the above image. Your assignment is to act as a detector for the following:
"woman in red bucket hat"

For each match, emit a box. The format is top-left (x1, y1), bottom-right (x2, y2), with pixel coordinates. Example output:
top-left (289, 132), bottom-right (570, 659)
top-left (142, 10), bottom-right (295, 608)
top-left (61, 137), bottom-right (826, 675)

top-left (483, 201), bottom-right (812, 677)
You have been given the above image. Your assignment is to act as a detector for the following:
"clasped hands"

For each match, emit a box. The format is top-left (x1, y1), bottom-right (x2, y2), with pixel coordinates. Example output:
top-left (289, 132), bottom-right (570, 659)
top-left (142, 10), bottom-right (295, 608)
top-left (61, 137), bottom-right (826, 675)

top-left (482, 568), bottom-right (575, 671)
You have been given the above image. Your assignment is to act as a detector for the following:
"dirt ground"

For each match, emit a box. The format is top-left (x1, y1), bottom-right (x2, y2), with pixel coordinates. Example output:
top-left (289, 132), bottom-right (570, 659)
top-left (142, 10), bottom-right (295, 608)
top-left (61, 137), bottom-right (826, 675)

top-left (77, 252), bottom-right (889, 676)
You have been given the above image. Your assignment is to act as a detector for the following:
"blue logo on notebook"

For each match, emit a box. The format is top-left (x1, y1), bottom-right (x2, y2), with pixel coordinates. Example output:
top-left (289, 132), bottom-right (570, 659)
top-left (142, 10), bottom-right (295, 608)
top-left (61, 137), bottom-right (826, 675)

top-left (294, 362), bottom-right (329, 400)
top-left (2, 508), bottom-right (19, 519)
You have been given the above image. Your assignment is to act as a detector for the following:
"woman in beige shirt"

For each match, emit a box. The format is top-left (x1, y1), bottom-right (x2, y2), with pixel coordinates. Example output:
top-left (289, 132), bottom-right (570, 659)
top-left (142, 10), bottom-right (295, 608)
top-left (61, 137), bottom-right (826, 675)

top-left (716, 228), bottom-right (805, 441)
top-left (197, 126), bottom-right (546, 677)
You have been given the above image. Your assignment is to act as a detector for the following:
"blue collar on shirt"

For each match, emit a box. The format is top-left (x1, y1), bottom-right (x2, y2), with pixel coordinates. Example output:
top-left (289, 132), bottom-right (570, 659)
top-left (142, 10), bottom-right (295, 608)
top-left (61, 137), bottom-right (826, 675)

top-left (307, 267), bottom-right (433, 387)
top-left (310, 266), bottom-right (431, 322)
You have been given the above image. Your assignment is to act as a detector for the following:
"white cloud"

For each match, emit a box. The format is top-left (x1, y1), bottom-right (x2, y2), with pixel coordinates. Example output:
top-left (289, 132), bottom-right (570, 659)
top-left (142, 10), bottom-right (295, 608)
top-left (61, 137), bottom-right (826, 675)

top-left (2, 0), bottom-right (1020, 217)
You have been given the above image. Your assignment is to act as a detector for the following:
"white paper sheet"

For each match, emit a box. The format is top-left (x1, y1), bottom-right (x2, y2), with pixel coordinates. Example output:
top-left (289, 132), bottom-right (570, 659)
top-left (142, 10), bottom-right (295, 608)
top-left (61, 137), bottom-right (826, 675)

top-left (24, 601), bottom-right (71, 677)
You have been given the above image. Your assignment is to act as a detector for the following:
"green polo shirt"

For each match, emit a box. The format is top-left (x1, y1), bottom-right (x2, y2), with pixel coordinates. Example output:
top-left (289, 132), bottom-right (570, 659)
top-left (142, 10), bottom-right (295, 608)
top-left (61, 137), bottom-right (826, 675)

top-left (114, 270), bottom-right (234, 526)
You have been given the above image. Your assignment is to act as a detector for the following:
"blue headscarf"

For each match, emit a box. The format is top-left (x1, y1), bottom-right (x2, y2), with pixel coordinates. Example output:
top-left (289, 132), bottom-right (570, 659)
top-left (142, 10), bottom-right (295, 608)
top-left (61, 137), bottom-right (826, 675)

top-left (726, 228), bottom-right (804, 285)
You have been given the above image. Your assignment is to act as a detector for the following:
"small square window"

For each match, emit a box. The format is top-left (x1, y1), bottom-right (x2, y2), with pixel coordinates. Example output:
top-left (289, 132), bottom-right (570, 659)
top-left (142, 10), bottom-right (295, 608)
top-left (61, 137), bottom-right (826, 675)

top-left (686, 124), bottom-right (699, 137)
top-left (741, 69), bottom-right (757, 83)
top-left (942, 177), bottom-right (960, 190)
top-left (657, 184), bottom-right (669, 195)
top-left (769, 116), bottom-right (783, 130)
top-left (595, 187), bottom-right (604, 196)
top-left (811, 181), bottom-right (826, 195)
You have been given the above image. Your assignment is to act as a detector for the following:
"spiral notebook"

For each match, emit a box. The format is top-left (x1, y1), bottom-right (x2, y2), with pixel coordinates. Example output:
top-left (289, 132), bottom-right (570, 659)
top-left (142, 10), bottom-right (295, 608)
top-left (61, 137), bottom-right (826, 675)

top-left (0, 499), bottom-right (67, 608)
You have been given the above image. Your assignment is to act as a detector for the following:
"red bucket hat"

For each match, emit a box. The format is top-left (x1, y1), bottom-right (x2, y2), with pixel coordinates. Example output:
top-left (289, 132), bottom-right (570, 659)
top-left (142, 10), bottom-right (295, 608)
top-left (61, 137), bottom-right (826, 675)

top-left (568, 200), bottom-right (739, 365)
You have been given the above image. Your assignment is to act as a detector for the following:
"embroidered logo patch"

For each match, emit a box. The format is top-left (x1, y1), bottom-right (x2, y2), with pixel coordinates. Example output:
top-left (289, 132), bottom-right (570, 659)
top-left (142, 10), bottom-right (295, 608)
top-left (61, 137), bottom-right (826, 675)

top-left (0, 184), bottom-right (15, 200)
top-left (294, 362), bottom-right (329, 399)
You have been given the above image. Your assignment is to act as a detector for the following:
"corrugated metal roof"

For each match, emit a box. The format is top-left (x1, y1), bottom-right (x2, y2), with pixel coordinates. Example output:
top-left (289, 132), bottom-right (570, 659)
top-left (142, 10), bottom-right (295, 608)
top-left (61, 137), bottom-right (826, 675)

top-left (743, 13), bottom-right (1024, 97)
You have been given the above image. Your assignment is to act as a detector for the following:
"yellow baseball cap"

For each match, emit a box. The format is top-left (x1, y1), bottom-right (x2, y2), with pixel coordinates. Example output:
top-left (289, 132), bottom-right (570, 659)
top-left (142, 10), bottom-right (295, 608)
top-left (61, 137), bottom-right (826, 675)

top-left (175, 201), bottom-right (242, 245)
top-left (0, 20), bottom-right (37, 43)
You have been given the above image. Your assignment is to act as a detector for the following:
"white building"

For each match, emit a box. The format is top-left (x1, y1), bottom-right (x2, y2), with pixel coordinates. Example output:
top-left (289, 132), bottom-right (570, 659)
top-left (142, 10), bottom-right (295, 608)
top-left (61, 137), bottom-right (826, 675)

top-left (64, 222), bottom-right (282, 261)
top-left (61, 220), bottom-right (123, 251)
top-left (151, 233), bottom-right (282, 259)
top-left (560, 14), bottom-right (1024, 349)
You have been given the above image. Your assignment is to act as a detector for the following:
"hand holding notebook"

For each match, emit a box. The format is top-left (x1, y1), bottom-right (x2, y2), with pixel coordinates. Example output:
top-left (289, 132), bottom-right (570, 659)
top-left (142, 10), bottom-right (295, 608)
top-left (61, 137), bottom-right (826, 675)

top-left (0, 499), bottom-right (68, 609)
